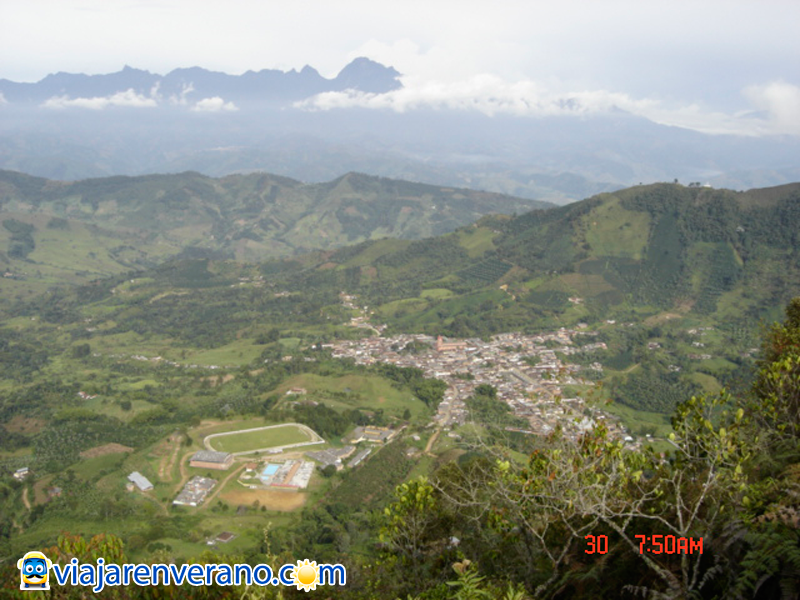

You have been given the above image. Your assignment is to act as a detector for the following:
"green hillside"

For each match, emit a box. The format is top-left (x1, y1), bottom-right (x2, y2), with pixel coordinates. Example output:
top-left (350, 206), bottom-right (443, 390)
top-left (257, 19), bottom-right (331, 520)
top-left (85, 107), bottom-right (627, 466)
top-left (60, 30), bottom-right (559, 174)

top-left (0, 169), bottom-right (552, 296)
top-left (275, 182), bottom-right (800, 333)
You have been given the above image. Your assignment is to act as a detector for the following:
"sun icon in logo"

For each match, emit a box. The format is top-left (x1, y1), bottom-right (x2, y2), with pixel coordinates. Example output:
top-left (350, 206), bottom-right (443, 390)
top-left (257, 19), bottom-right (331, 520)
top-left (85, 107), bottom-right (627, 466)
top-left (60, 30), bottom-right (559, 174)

top-left (293, 559), bottom-right (320, 592)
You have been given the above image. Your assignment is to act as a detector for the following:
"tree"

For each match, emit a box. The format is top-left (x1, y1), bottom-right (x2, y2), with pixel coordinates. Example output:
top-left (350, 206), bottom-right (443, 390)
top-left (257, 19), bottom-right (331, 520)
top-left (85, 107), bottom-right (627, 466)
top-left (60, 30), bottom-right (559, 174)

top-left (751, 297), bottom-right (800, 439)
top-left (728, 297), bottom-right (800, 598)
top-left (255, 328), bottom-right (280, 345)
top-left (70, 343), bottom-right (91, 359)
top-left (431, 390), bottom-right (753, 598)
top-left (380, 476), bottom-right (456, 594)
top-left (420, 299), bottom-right (800, 599)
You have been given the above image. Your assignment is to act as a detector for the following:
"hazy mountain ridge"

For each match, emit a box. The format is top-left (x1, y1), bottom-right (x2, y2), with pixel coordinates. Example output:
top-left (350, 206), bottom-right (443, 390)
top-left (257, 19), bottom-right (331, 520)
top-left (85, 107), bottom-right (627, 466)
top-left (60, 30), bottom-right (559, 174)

top-left (0, 58), bottom-right (401, 106)
top-left (2, 61), bottom-right (799, 203)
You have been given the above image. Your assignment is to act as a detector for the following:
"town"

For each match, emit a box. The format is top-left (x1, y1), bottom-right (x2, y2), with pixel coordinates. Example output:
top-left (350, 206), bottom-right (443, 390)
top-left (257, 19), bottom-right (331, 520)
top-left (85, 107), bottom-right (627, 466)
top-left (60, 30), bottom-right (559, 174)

top-left (328, 296), bottom-right (635, 446)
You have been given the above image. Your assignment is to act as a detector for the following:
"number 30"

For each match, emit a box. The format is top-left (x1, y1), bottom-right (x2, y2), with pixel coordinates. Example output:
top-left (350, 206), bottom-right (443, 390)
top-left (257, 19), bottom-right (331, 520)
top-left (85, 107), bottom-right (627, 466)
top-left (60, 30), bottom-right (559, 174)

top-left (585, 534), bottom-right (608, 554)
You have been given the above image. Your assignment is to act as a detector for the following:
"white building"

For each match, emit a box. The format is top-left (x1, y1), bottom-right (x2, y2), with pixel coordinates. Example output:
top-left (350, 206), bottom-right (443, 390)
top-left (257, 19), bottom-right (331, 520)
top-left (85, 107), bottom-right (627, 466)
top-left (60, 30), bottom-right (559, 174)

top-left (127, 471), bottom-right (154, 492)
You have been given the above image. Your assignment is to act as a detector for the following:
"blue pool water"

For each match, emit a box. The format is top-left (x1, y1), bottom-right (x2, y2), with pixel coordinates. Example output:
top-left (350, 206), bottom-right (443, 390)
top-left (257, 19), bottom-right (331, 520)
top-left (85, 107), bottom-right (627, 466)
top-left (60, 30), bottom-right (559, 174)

top-left (259, 463), bottom-right (280, 483)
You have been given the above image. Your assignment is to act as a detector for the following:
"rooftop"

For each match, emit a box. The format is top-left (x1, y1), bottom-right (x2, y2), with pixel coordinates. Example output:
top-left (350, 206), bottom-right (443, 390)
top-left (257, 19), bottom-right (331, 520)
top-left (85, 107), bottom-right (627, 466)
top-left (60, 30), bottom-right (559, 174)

top-left (191, 450), bottom-right (232, 463)
top-left (127, 471), bottom-right (153, 491)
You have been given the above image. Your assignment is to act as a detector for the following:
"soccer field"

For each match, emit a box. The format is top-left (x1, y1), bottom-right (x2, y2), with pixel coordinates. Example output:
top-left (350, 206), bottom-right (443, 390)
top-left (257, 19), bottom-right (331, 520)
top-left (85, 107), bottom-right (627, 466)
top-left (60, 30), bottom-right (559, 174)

top-left (206, 423), bottom-right (321, 454)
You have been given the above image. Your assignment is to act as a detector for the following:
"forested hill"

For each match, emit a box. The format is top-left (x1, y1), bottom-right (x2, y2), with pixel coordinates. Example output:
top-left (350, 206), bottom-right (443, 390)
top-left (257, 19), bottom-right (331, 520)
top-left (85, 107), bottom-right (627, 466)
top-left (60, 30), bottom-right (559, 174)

top-left (272, 181), bottom-right (800, 334)
top-left (0, 169), bottom-right (552, 293)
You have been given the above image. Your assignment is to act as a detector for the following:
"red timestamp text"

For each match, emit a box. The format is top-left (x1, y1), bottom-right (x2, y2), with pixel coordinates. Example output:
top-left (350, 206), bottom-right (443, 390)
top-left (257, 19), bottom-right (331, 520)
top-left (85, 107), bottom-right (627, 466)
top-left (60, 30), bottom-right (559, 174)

top-left (584, 534), bottom-right (703, 555)
top-left (635, 534), bottom-right (703, 555)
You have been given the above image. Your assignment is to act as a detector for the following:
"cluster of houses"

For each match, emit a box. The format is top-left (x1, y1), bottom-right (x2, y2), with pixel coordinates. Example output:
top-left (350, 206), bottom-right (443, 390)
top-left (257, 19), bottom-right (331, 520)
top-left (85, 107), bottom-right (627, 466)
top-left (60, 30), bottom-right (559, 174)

top-left (329, 327), bottom-right (632, 444)
top-left (307, 445), bottom-right (372, 471)
top-left (349, 426), bottom-right (395, 444)
top-left (307, 446), bottom-right (355, 470)
top-left (340, 292), bottom-right (387, 334)
top-left (123, 451), bottom-right (235, 507)
top-left (12, 467), bottom-right (61, 499)
top-left (173, 476), bottom-right (217, 507)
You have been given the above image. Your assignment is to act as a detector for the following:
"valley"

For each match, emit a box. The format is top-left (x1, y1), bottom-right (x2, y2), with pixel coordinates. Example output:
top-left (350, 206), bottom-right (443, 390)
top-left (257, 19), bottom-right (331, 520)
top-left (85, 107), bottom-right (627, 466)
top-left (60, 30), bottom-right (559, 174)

top-left (4, 0), bottom-right (800, 590)
top-left (0, 177), bottom-right (797, 598)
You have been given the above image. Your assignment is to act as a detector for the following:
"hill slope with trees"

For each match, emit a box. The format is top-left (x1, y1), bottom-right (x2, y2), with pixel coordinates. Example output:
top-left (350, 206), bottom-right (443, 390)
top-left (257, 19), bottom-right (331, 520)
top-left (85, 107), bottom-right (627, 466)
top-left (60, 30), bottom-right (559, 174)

top-left (0, 169), bottom-right (552, 295)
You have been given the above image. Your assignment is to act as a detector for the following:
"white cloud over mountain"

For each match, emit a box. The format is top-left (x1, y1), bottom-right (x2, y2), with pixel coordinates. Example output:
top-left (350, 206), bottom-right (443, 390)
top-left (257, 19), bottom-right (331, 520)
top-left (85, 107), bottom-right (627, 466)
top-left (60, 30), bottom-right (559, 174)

top-left (3, 1), bottom-right (798, 138)
top-left (38, 85), bottom-right (239, 114)
top-left (41, 89), bottom-right (157, 110)
top-left (296, 74), bottom-right (800, 137)
top-left (191, 97), bottom-right (238, 112)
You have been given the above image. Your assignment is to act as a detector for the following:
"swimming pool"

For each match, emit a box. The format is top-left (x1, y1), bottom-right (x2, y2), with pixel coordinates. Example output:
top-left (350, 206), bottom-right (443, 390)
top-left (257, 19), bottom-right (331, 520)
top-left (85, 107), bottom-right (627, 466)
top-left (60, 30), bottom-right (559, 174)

top-left (259, 463), bottom-right (280, 483)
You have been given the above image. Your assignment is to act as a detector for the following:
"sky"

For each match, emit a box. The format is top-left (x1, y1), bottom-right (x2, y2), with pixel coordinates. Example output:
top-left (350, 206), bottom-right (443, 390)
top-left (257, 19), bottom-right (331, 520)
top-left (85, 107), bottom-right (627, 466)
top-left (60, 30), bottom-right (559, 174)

top-left (2, 0), bottom-right (799, 135)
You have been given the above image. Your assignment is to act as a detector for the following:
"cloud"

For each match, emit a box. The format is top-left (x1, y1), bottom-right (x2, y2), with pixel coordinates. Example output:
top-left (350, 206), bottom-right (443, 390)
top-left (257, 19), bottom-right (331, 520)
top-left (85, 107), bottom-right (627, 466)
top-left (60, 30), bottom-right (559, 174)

top-left (296, 73), bottom-right (800, 137)
top-left (0, 92), bottom-right (6, 106)
top-left (297, 74), bottom-right (662, 122)
top-left (743, 81), bottom-right (800, 135)
top-left (191, 97), bottom-right (238, 112)
top-left (297, 74), bottom-right (633, 116)
top-left (168, 83), bottom-right (195, 106)
top-left (41, 89), bottom-right (157, 109)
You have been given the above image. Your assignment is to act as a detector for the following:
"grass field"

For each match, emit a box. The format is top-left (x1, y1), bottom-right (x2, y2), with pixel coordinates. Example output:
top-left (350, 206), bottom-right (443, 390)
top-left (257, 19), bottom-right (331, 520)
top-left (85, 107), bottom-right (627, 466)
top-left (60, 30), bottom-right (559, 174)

top-left (207, 423), bottom-right (315, 454)
top-left (602, 401), bottom-right (673, 438)
top-left (339, 238), bottom-right (409, 268)
top-left (202, 417), bottom-right (272, 435)
top-left (455, 227), bottom-right (497, 258)
top-left (420, 288), bottom-right (455, 300)
top-left (219, 488), bottom-right (306, 512)
top-left (183, 339), bottom-right (264, 366)
top-left (82, 395), bottom-right (158, 422)
top-left (276, 373), bottom-right (427, 419)
top-left (688, 372), bottom-right (722, 394)
top-left (582, 196), bottom-right (650, 259)
top-left (71, 452), bottom-right (130, 480)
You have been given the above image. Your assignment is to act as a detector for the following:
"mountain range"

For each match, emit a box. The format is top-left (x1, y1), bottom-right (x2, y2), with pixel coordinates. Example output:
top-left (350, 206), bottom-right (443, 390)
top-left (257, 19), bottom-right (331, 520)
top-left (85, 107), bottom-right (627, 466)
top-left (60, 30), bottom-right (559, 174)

top-left (3, 165), bottom-right (799, 336)
top-left (0, 168), bottom-right (551, 294)
top-left (2, 61), bottom-right (799, 202)
top-left (0, 58), bottom-right (401, 107)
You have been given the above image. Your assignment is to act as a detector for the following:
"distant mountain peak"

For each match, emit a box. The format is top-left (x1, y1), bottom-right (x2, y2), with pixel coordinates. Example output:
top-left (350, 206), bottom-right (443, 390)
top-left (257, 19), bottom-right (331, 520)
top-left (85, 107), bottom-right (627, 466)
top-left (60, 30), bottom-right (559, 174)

top-left (334, 57), bottom-right (401, 93)
top-left (299, 65), bottom-right (320, 77)
top-left (121, 65), bottom-right (148, 74)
